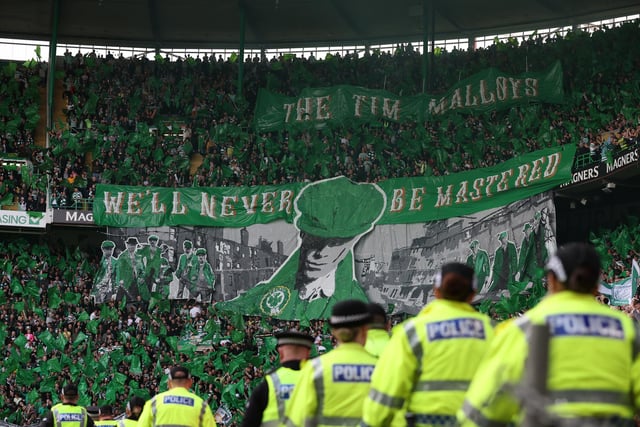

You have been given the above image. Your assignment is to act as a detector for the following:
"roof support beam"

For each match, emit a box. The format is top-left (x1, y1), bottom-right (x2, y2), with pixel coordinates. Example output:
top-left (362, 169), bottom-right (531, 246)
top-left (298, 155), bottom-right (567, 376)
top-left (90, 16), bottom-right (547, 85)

top-left (147, 0), bottom-right (162, 54)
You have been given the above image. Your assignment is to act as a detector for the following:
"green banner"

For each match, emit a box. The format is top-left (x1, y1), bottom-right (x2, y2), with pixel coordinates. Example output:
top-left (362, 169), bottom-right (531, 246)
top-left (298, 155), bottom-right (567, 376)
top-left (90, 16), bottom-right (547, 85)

top-left (94, 145), bottom-right (575, 227)
top-left (378, 144), bottom-right (575, 223)
top-left (254, 62), bottom-right (563, 131)
top-left (94, 182), bottom-right (304, 228)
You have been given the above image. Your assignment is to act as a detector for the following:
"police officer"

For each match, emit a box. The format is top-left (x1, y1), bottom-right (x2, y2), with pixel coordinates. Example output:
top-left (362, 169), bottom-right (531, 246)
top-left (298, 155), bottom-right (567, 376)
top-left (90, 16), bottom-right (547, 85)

top-left (94, 405), bottom-right (118, 427)
top-left (137, 366), bottom-right (216, 427)
top-left (284, 299), bottom-right (376, 427)
top-left (40, 384), bottom-right (96, 427)
top-left (118, 396), bottom-right (145, 427)
top-left (242, 330), bottom-right (314, 427)
top-left (364, 303), bottom-right (391, 358)
top-left (362, 262), bottom-right (493, 427)
top-left (459, 242), bottom-right (640, 427)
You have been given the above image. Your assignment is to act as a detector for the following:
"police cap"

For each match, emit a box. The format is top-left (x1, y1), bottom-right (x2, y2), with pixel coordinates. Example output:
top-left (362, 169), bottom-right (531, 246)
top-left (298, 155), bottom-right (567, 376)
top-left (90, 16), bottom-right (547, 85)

top-left (99, 405), bottom-right (113, 416)
top-left (127, 396), bottom-right (146, 412)
top-left (545, 242), bottom-right (601, 285)
top-left (195, 248), bottom-right (207, 256)
top-left (329, 299), bottom-right (371, 328)
top-left (366, 302), bottom-right (388, 325)
top-left (275, 330), bottom-right (314, 349)
top-left (86, 406), bottom-right (99, 420)
top-left (62, 383), bottom-right (78, 397)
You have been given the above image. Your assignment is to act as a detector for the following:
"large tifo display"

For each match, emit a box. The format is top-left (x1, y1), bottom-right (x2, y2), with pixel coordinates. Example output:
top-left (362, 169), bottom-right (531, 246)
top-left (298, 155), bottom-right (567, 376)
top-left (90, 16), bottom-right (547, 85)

top-left (253, 62), bottom-right (563, 131)
top-left (92, 145), bottom-right (575, 318)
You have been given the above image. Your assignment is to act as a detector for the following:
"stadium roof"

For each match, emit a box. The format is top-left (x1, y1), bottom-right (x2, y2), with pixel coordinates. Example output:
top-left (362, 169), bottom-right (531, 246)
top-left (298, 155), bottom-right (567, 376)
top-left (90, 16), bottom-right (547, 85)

top-left (2, 0), bottom-right (640, 50)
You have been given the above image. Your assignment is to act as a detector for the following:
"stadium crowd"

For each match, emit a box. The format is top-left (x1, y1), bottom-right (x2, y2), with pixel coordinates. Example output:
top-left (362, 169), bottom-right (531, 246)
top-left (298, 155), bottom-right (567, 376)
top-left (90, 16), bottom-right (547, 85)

top-left (0, 17), bottom-right (639, 427)
top-left (1, 20), bottom-right (638, 210)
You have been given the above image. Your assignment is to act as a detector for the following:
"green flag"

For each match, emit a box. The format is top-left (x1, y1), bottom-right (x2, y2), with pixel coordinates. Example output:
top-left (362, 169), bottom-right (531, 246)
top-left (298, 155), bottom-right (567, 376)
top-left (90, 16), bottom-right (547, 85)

top-left (73, 332), bottom-right (88, 348)
top-left (16, 369), bottom-right (35, 386)
top-left (63, 291), bottom-right (81, 305)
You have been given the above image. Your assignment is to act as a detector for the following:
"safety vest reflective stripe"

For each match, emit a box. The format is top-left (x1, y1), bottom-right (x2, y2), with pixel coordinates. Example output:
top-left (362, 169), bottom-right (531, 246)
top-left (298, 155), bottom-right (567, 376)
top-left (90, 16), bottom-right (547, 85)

top-left (367, 388), bottom-right (404, 409)
top-left (198, 400), bottom-right (207, 427)
top-left (312, 358), bottom-right (325, 416)
top-left (632, 322), bottom-right (640, 360)
top-left (414, 380), bottom-right (470, 392)
top-left (461, 400), bottom-right (509, 427)
top-left (283, 416), bottom-right (298, 427)
top-left (151, 396), bottom-right (158, 427)
top-left (262, 421), bottom-right (280, 427)
top-left (315, 415), bottom-right (361, 425)
top-left (550, 390), bottom-right (631, 406)
top-left (413, 414), bottom-right (457, 426)
top-left (156, 424), bottom-right (197, 427)
top-left (404, 320), bottom-right (423, 382)
top-left (270, 371), bottom-right (286, 420)
top-left (557, 416), bottom-right (635, 427)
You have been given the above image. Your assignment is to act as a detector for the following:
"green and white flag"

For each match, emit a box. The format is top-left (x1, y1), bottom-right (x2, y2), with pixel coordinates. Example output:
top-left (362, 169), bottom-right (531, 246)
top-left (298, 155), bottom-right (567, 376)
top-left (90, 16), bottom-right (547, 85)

top-left (603, 260), bottom-right (639, 306)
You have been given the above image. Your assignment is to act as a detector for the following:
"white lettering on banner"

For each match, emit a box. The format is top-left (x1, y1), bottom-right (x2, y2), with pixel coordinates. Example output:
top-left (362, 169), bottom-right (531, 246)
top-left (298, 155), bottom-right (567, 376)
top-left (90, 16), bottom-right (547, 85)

top-left (163, 396), bottom-right (195, 406)
top-left (221, 196), bottom-right (238, 217)
top-left (127, 192), bottom-right (143, 215)
top-left (435, 185), bottom-right (453, 208)
top-left (547, 314), bottom-right (624, 339)
top-left (428, 77), bottom-right (541, 115)
top-left (201, 193), bottom-right (217, 219)
top-left (151, 192), bottom-right (166, 214)
top-left (103, 191), bottom-right (125, 214)
top-left (332, 364), bottom-right (375, 382)
top-left (427, 318), bottom-right (486, 341)
top-left (390, 188), bottom-right (406, 212)
top-left (171, 192), bottom-right (187, 215)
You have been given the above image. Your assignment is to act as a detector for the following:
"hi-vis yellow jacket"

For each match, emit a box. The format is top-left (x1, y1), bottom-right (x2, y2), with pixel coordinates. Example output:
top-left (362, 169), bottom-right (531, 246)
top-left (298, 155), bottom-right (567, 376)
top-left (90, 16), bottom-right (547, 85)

top-left (50, 404), bottom-right (89, 427)
top-left (458, 291), bottom-right (640, 427)
top-left (137, 386), bottom-right (216, 427)
top-left (365, 328), bottom-right (391, 358)
top-left (261, 366), bottom-right (303, 427)
top-left (284, 343), bottom-right (376, 427)
top-left (362, 299), bottom-right (493, 427)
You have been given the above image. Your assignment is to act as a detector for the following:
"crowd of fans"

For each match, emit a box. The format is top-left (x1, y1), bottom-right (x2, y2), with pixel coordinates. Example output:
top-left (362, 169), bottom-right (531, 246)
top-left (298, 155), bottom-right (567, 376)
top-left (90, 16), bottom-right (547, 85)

top-left (0, 237), bottom-right (338, 425)
top-left (0, 16), bottom-right (639, 427)
top-left (1, 21), bottom-right (639, 210)
top-left (1, 213), bottom-right (639, 426)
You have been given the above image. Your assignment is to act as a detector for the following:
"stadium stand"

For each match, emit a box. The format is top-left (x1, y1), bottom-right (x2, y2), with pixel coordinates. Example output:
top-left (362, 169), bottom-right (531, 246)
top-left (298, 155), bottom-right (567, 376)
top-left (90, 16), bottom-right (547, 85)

top-left (0, 14), bottom-right (640, 427)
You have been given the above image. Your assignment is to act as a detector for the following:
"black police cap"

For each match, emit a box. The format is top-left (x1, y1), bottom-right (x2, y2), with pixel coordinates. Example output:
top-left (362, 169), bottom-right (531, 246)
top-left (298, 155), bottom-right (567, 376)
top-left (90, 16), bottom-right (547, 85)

top-left (275, 330), bottom-right (314, 349)
top-left (62, 383), bottom-right (78, 397)
top-left (329, 299), bottom-right (372, 328)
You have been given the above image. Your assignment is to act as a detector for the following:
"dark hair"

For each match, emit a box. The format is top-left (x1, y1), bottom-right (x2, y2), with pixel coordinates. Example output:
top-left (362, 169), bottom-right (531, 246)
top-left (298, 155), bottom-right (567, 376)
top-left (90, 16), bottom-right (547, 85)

top-left (440, 273), bottom-right (475, 301)
top-left (439, 262), bottom-right (475, 302)
top-left (553, 242), bottom-right (601, 294)
top-left (366, 302), bottom-right (388, 326)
